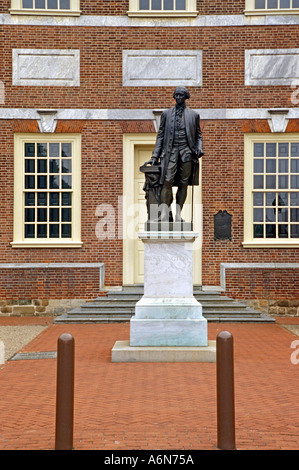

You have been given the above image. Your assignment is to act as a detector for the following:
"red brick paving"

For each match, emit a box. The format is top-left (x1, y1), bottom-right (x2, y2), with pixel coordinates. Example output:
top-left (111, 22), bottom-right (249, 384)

top-left (0, 316), bottom-right (54, 325)
top-left (0, 318), bottom-right (298, 450)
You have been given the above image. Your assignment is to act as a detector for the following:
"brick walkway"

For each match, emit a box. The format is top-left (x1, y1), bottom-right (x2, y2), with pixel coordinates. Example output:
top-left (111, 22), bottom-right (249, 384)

top-left (0, 317), bottom-right (298, 450)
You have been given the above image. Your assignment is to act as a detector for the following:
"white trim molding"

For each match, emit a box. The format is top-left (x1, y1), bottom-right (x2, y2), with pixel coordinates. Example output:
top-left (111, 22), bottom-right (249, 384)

top-left (1, 107), bottom-right (299, 121)
top-left (1, 13), bottom-right (299, 27)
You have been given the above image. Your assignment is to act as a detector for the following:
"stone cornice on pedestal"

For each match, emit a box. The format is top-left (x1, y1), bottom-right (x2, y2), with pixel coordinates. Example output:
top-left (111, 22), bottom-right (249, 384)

top-left (138, 231), bottom-right (199, 242)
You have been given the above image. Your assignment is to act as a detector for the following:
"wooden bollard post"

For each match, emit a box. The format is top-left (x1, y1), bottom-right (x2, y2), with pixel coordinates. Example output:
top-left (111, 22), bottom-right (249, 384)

top-left (55, 333), bottom-right (75, 450)
top-left (216, 331), bottom-right (236, 450)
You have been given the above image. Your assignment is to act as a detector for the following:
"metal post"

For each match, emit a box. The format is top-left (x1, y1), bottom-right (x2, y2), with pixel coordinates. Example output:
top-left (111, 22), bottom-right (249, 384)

top-left (216, 331), bottom-right (236, 450)
top-left (55, 333), bottom-right (75, 450)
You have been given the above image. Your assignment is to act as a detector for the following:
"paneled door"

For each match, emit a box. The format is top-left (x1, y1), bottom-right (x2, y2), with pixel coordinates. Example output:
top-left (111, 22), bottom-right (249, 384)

top-left (122, 135), bottom-right (202, 286)
top-left (133, 145), bottom-right (202, 285)
top-left (134, 147), bottom-right (153, 284)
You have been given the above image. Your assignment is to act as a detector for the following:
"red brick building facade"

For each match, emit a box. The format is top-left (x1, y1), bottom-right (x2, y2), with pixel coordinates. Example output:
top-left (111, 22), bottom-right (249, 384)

top-left (0, 0), bottom-right (299, 317)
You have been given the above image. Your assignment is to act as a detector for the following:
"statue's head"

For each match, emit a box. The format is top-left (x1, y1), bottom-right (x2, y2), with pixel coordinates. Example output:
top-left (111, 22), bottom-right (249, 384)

top-left (173, 86), bottom-right (190, 101)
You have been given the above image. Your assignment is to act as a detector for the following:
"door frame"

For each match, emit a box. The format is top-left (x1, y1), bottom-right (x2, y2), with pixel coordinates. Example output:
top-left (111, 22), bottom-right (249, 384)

top-left (122, 133), bottom-right (202, 286)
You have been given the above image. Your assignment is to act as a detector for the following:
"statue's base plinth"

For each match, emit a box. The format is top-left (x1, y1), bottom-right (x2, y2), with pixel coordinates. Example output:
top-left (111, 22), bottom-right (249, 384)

top-left (144, 221), bottom-right (193, 232)
top-left (112, 340), bottom-right (216, 363)
top-left (130, 317), bottom-right (208, 347)
top-left (131, 295), bottom-right (207, 347)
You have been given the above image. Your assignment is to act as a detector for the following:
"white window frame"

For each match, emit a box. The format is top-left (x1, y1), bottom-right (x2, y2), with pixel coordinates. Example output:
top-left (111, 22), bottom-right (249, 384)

top-left (128, 0), bottom-right (198, 17)
top-left (10, 0), bottom-right (80, 16)
top-left (243, 133), bottom-right (299, 248)
top-left (12, 133), bottom-right (82, 248)
top-left (245, 0), bottom-right (299, 15)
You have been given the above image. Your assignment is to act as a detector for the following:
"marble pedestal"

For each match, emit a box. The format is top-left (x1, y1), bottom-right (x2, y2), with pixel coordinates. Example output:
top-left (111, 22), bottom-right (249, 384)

top-left (112, 230), bottom-right (216, 362)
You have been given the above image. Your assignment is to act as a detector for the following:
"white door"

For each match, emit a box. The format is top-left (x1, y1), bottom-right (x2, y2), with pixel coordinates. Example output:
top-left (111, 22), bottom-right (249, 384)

top-left (134, 147), bottom-right (152, 284)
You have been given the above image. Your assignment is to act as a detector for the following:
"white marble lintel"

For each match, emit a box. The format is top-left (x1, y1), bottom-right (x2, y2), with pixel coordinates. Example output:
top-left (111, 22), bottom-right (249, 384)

top-left (138, 231), bottom-right (199, 242)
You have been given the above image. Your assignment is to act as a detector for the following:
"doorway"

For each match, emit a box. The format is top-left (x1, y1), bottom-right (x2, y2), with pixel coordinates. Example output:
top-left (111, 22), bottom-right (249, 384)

top-left (123, 134), bottom-right (202, 285)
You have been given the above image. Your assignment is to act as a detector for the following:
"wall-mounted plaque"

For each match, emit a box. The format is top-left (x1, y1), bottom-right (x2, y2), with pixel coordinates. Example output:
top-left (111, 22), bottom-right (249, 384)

top-left (214, 210), bottom-right (232, 241)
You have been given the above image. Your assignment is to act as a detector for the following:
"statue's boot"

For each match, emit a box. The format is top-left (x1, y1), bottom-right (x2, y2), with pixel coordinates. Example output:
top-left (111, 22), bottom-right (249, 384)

top-left (175, 208), bottom-right (185, 223)
top-left (175, 187), bottom-right (187, 222)
top-left (154, 186), bottom-right (172, 222)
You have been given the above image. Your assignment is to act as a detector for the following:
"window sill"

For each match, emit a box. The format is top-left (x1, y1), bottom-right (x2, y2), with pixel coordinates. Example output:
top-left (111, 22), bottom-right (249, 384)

top-left (244, 9), bottom-right (299, 15)
top-left (9, 8), bottom-right (81, 16)
top-left (11, 241), bottom-right (83, 248)
top-left (127, 10), bottom-right (198, 17)
top-left (242, 241), bottom-right (299, 248)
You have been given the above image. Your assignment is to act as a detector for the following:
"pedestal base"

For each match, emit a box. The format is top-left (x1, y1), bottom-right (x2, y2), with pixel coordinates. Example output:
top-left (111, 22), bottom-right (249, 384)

top-left (144, 221), bottom-right (193, 232)
top-left (130, 317), bottom-right (208, 347)
top-left (111, 340), bottom-right (216, 363)
top-left (135, 296), bottom-right (202, 319)
top-left (111, 229), bottom-right (213, 362)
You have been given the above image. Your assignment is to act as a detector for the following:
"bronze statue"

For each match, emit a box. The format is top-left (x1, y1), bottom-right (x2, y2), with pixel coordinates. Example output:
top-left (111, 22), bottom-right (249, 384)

top-left (146, 86), bottom-right (204, 222)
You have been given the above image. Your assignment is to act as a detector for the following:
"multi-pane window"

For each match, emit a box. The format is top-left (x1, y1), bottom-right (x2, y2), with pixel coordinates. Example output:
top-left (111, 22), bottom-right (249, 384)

top-left (255, 0), bottom-right (299, 8)
top-left (22, 0), bottom-right (70, 8)
top-left (24, 142), bottom-right (73, 240)
top-left (128, 0), bottom-right (197, 16)
top-left (139, 0), bottom-right (186, 10)
top-left (13, 134), bottom-right (81, 248)
top-left (10, 0), bottom-right (80, 15)
top-left (248, 138), bottom-right (299, 243)
top-left (245, 0), bottom-right (299, 12)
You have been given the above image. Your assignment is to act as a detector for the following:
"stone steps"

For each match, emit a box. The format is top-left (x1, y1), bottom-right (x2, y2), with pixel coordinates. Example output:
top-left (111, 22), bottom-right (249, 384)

top-left (55, 286), bottom-right (275, 323)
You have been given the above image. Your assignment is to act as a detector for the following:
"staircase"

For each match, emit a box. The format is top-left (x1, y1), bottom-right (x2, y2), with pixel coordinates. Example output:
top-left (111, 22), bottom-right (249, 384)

top-left (55, 285), bottom-right (275, 323)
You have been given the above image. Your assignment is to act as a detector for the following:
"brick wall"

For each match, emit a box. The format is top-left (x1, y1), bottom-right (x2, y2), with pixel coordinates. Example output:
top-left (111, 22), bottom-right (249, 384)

top-left (224, 268), bottom-right (299, 317)
top-left (224, 268), bottom-right (299, 300)
top-left (1, 118), bottom-right (299, 304)
top-left (0, 1), bottom-right (298, 312)
top-left (1, 25), bottom-right (298, 110)
top-left (0, 268), bottom-right (100, 300)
